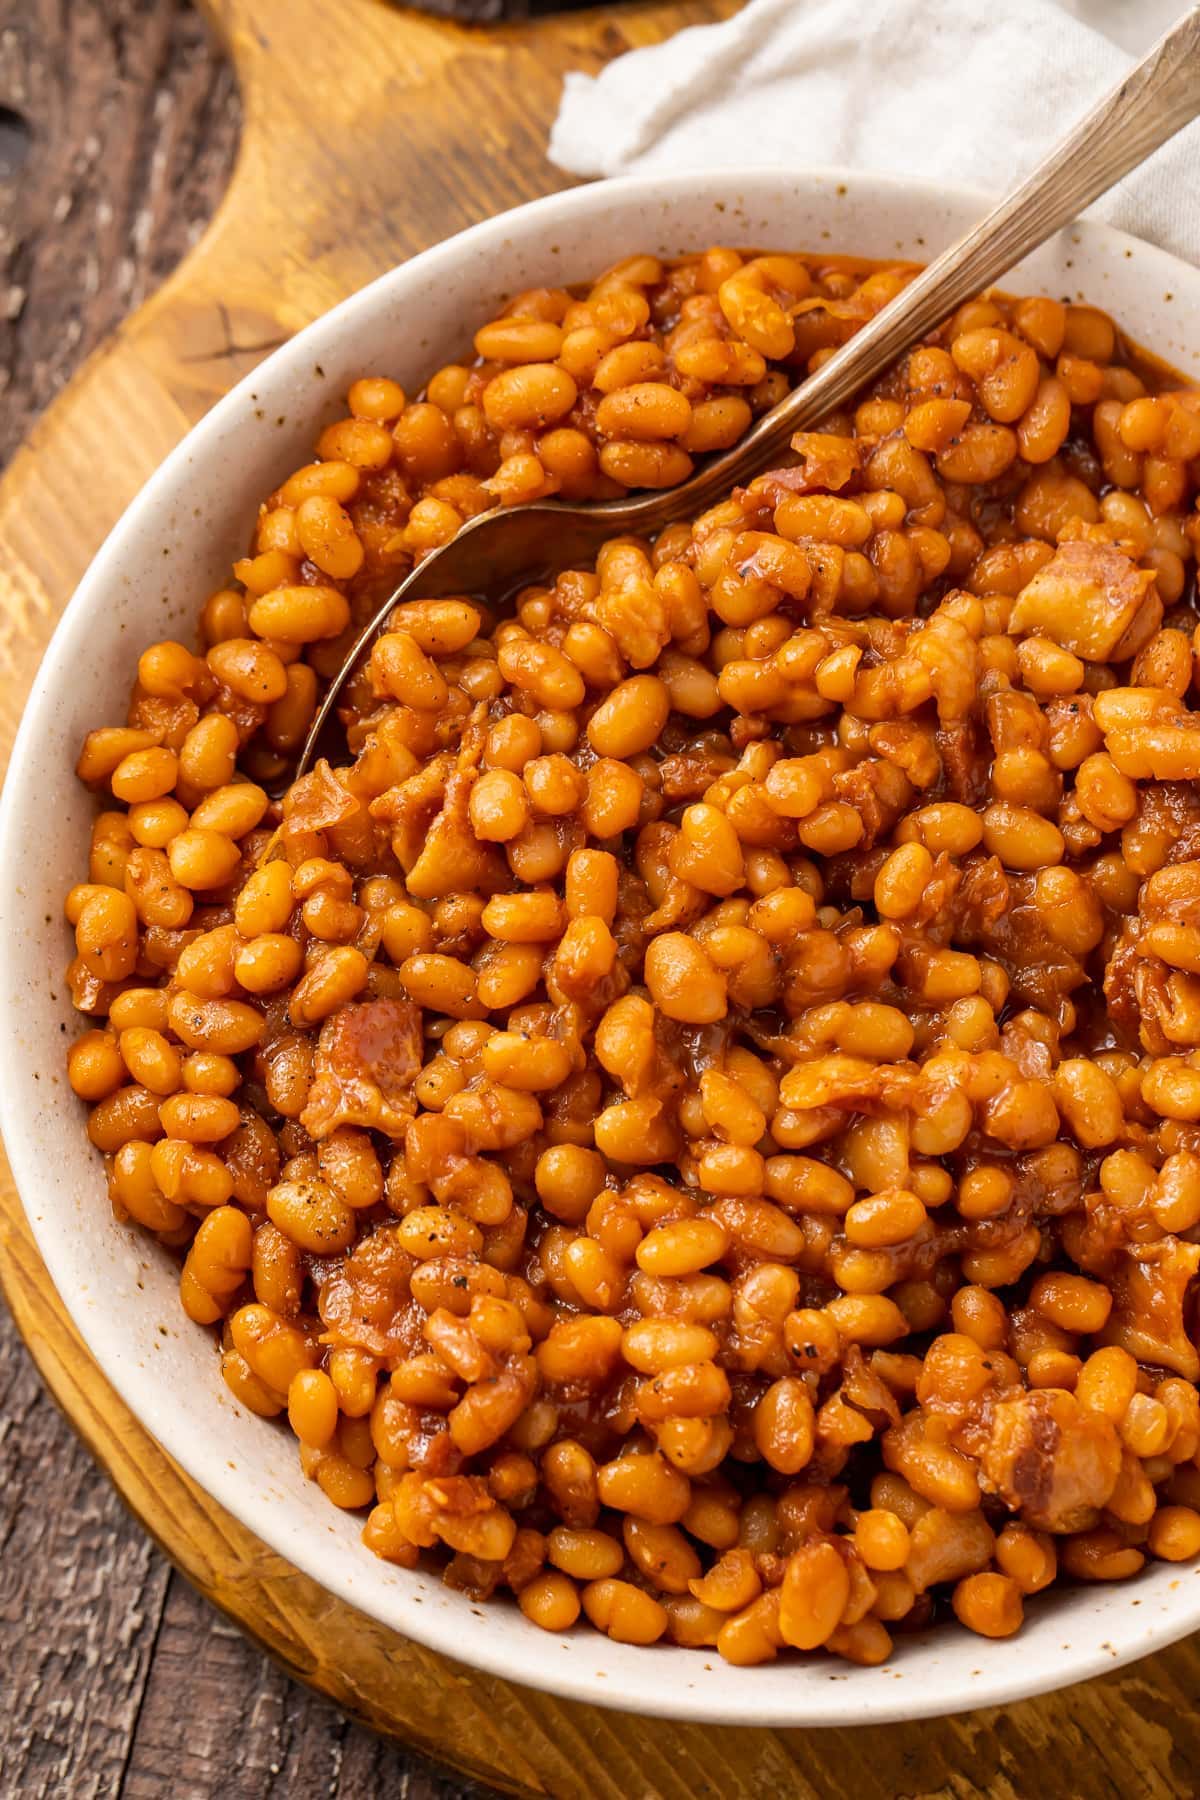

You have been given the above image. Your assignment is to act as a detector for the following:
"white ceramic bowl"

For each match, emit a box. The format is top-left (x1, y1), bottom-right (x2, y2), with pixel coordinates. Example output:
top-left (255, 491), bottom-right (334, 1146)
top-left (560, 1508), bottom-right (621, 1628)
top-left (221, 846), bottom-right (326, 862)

top-left (4, 167), bottom-right (1200, 1728)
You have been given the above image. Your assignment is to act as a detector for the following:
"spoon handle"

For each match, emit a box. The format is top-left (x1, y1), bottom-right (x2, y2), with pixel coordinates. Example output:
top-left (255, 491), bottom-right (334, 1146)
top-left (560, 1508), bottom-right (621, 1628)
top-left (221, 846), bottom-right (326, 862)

top-left (294, 7), bottom-right (1200, 778)
top-left (649, 3), bottom-right (1200, 519)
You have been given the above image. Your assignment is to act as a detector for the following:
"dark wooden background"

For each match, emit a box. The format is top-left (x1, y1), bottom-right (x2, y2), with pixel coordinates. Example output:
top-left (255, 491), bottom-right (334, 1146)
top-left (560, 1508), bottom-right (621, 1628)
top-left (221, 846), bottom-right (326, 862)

top-left (0, 4), bottom-right (487, 1793)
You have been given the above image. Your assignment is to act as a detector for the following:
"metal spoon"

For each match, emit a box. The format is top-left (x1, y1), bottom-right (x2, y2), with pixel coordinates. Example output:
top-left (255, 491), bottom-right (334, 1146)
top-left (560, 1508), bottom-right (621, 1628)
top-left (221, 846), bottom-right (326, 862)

top-left (296, 3), bottom-right (1200, 779)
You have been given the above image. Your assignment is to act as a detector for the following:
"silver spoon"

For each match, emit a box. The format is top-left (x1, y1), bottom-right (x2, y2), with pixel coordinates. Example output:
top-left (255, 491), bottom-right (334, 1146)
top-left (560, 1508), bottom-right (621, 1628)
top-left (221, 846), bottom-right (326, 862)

top-left (296, 3), bottom-right (1200, 779)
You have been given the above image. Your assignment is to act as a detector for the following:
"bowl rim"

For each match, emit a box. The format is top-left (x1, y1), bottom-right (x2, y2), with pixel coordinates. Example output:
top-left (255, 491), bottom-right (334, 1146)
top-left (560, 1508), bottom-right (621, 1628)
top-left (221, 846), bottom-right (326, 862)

top-left (4, 161), bottom-right (1200, 1727)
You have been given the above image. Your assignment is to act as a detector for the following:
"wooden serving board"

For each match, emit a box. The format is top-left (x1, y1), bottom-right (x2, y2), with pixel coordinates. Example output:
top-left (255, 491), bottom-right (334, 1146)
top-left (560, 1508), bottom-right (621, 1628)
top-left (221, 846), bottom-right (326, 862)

top-left (3, 1), bottom-right (1200, 1792)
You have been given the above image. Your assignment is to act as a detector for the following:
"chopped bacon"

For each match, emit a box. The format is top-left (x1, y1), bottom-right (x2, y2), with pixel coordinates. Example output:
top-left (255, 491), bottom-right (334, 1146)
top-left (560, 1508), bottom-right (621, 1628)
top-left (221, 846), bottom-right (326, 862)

top-left (317, 1226), bottom-right (419, 1358)
top-left (369, 750), bottom-right (454, 870)
top-left (1008, 539), bottom-right (1159, 662)
top-left (838, 1345), bottom-right (902, 1430)
top-left (785, 431), bottom-right (862, 494)
top-left (381, 709), bottom-right (510, 900)
top-left (909, 852), bottom-right (963, 934)
top-left (1105, 926), bottom-right (1200, 1057)
top-left (128, 691), bottom-right (202, 747)
top-left (832, 756), bottom-right (913, 850)
top-left (300, 997), bottom-right (423, 1139)
top-left (1103, 923), bottom-right (1153, 1051)
top-left (658, 746), bottom-right (737, 803)
top-left (1102, 1236), bottom-right (1200, 1381)
top-left (281, 758), bottom-right (362, 837)
top-left (935, 721), bottom-right (989, 805)
top-left (404, 763), bottom-right (510, 900)
top-left (952, 853), bottom-right (1010, 934)
top-left (1148, 786), bottom-right (1200, 867)
top-left (978, 1388), bottom-right (1122, 1532)
top-left (951, 859), bottom-right (1090, 1013)
top-left (406, 1418), bottom-right (463, 1478)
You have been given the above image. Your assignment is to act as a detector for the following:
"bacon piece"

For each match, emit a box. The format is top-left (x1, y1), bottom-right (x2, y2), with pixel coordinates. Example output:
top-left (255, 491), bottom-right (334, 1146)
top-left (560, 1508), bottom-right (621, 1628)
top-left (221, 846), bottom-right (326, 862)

top-left (370, 750), bottom-right (454, 871)
top-left (317, 1227), bottom-right (420, 1357)
top-left (935, 721), bottom-right (989, 804)
top-left (281, 757), bottom-right (361, 836)
top-left (1102, 1236), bottom-right (1200, 1380)
top-left (387, 711), bottom-right (510, 900)
top-left (1104, 923), bottom-right (1200, 1057)
top-left (1140, 787), bottom-right (1200, 869)
top-left (277, 755), bottom-right (387, 864)
top-left (978, 1388), bottom-right (1121, 1532)
top-left (832, 756), bottom-right (912, 851)
top-left (1008, 539), bottom-right (1158, 662)
top-left (129, 691), bottom-right (202, 747)
top-left (838, 1344), bottom-right (901, 1430)
top-left (1103, 922), bottom-right (1155, 1051)
top-left (949, 858), bottom-right (1089, 1013)
top-left (300, 997), bottom-right (422, 1139)
top-left (785, 431), bottom-right (862, 494)
top-left (658, 746), bottom-right (737, 803)
top-left (404, 763), bottom-right (510, 899)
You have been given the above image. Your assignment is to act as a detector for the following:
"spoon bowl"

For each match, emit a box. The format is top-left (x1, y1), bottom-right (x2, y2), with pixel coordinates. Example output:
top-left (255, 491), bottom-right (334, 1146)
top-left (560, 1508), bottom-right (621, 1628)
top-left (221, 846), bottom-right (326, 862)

top-left (297, 4), bottom-right (1200, 779)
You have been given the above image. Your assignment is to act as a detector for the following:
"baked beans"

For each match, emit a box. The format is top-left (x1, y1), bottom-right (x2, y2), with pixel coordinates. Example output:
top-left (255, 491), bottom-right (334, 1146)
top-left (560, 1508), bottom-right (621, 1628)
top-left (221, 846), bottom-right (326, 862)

top-left (66, 247), bottom-right (1200, 1666)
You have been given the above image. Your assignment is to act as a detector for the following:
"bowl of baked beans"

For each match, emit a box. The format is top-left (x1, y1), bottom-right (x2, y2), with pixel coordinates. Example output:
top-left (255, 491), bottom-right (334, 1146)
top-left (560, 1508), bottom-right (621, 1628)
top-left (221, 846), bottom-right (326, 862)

top-left (5, 166), bottom-right (1200, 1724)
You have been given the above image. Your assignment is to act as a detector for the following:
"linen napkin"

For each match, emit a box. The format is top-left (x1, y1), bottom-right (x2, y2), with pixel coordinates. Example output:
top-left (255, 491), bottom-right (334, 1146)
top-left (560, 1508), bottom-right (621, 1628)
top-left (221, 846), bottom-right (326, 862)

top-left (548, 0), bottom-right (1200, 265)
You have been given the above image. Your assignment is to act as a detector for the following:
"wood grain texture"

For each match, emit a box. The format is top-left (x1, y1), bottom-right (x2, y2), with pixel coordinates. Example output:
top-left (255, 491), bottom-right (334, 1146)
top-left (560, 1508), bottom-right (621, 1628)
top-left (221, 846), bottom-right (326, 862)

top-left (0, 1330), bottom-right (170, 1798)
top-left (0, 0), bottom-right (241, 466)
top-left (3, 0), bottom-right (1200, 1795)
top-left (117, 1579), bottom-right (481, 1800)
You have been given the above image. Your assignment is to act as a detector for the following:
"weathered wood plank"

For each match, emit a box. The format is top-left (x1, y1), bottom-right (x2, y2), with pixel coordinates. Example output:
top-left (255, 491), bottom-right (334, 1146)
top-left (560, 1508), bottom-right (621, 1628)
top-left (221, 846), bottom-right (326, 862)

top-left (119, 1572), bottom-right (489, 1799)
top-left (0, 8), bottom-right (241, 1793)
top-left (0, 0), bottom-right (240, 465)
top-left (0, 1319), bottom-right (170, 1800)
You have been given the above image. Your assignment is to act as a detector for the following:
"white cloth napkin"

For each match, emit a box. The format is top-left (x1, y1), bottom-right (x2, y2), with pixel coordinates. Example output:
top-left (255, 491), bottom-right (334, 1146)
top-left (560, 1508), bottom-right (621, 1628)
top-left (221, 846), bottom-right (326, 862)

top-left (549, 0), bottom-right (1200, 265)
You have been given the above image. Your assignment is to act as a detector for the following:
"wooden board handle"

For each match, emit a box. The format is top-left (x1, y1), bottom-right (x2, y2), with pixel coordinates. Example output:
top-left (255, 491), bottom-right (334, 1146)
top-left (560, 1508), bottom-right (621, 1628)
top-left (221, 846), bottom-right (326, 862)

top-left (0, 0), bottom-right (732, 609)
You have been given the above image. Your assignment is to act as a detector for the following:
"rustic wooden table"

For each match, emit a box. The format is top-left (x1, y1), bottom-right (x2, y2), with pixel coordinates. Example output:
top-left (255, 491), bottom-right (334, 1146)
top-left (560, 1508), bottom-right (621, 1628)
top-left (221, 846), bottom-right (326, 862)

top-left (0, 4), bottom-right (482, 1793)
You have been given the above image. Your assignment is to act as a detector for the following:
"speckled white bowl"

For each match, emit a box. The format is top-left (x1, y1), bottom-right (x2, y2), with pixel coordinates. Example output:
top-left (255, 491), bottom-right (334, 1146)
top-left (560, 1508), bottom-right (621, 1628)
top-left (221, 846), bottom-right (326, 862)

top-left (3, 168), bottom-right (1200, 1727)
